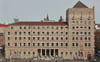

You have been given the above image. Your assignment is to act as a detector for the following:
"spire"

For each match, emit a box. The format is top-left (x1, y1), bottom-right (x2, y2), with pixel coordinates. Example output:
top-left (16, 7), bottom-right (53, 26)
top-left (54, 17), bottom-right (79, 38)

top-left (46, 14), bottom-right (49, 21)
top-left (73, 1), bottom-right (88, 8)
top-left (59, 16), bottom-right (64, 22)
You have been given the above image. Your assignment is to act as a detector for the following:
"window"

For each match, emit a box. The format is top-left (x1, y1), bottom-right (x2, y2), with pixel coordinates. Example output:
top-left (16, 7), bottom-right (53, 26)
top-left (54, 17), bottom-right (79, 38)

top-left (51, 26), bottom-right (54, 29)
top-left (47, 43), bottom-right (49, 46)
top-left (24, 43), bottom-right (26, 46)
top-left (80, 32), bottom-right (83, 35)
top-left (42, 37), bottom-right (44, 40)
top-left (42, 32), bottom-right (44, 34)
top-left (19, 32), bottom-right (21, 35)
top-left (56, 27), bottom-right (58, 29)
top-left (8, 43), bottom-right (10, 46)
top-left (23, 32), bottom-right (26, 36)
top-left (20, 43), bottom-right (21, 46)
top-left (88, 43), bottom-right (91, 47)
top-left (61, 37), bottom-right (63, 40)
top-left (70, 52), bottom-right (72, 55)
top-left (24, 52), bottom-right (26, 54)
top-left (85, 37), bottom-right (87, 40)
top-left (88, 32), bottom-right (91, 35)
top-left (8, 32), bottom-right (10, 35)
top-left (15, 37), bottom-right (17, 40)
top-left (56, 43), bottom-right (58, 46)
top-left (72, 43), bottom-right (74, 46)
top-left (52, 37), bottom-right (54, 40)
top-left (80, 26), bottom-right (83, 29)
top-left (85, 43), bottom-right (87, 47)
top-left (76, 26), bottom-right (78, 29)
top-left (56, 37), bottom-right (58, 40)
top-left (28, 32), bottom-right (30, 35)
top-left (24, 37), bottom-right (26, 40)
top-left (61, 27), bottom-right (63, 29)
top-left (66, 43), bottom-right (68, 46)
top-left (33, 43), bottom-right (35, 46)
top-left (61, 43), bottom-right (63, 46)
top-left (51, 43), bottom-right (54, 46)
top-left (76, 32), bottom-right (78, 35)
top-left (28, 43), bottom-right (30, 46)
top-left (88, 37), bottom-right (91, 40)
top-left (84, 32), bottom-right (87, 35)
top-left (88, 27), bottom-right (91, 29)
top-left (15, 43), bottom-right (17, 46)
top-left (76, 43), bottom-right (78, 46)
top-left (20, 27), bottom-right (22, 29)
top-left (42, 43), bottom-right (44, 46)
top-left (11, 27), bottom-right (13, 29)
top-left (80, 37), bottom-right (82, 40)
top-left (61, 32), bottom-right (63, 34)
top-left (37, 37), bottom-right (40, 40)
top-left (28, 52), bottom-right (30, 54)
top-left (8, 37), bottom-right (10, 40)
top-left (72, 32), bottom-right (75, 35)
top-left (33, 52), bottom-right (35, 55)
top-left (72, 27), bottom-right (75, 29)
top-left (19, 37), bottom-right (21, 40)
top-left (76, 37), bottom-right (78, 40)
top-left (61, 52), bottom-right (63, 55)
top-left (33, 32), bottom-right (35, 34)
top-left (66, 37), bottom-right (68, 40)
top-left (51, 32), bottom-right (54, 34)
top-left (24, 27), bottom-right (26, 29)
top-left (33, 37), bottom-right (35, 40)
top-left (66, 32), bottom-right (68, 35)
top-left (72, 37), bottom-right (74, 40)
top-left (28, 37), bottom-right (30, 40)
top-left (56, 32), bottom-right (58, 34)
top-left (37, 32), bottom-right (40, 35)
top-left (15, 32), bottom-right (17, 35)
top-left (38, 43), bottom-right (40, 46)
top-left (47, 37), bottom-right (49, 40)
top-left (47, 32), bottom-right (49, 35)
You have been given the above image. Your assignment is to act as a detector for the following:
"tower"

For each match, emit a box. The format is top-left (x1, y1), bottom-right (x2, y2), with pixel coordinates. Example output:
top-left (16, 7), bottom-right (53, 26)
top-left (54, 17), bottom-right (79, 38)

top-left (66, 1), bottom-right (95, 59)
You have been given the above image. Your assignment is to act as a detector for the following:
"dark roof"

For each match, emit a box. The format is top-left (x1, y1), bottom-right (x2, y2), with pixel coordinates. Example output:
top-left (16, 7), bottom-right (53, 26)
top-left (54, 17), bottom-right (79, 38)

top-left (0, 24), bottom-right (8, 27)
top-left (9, 21), bottom-right (67, 25)
top-left (73, 1), bottom-right (88, 8)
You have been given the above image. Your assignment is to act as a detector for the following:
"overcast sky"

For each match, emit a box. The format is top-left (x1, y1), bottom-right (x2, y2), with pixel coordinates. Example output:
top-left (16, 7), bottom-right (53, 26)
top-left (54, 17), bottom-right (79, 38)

top-left (0, 0), bottom-right (99, 23)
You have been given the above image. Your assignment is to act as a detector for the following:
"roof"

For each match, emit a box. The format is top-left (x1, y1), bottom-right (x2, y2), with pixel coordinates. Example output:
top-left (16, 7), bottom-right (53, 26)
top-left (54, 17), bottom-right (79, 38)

top-left (9, 21), bottom-right (67, 25)
top-left (73, 1), bottom-right (88, 8)
top-left (0, 24), bottom-right (8, 27)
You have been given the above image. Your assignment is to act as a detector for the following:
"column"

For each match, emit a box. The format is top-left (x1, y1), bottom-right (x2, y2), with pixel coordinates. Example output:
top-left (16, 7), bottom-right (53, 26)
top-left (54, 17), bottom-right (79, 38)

top-left (41, 49), bottom-right (42, 56)
top-left (49, 49), bottom-right (51, 56)
top-left (54, 49), bottom-right (55, 57)
top-left (45, 49), bottom-right (46, 56)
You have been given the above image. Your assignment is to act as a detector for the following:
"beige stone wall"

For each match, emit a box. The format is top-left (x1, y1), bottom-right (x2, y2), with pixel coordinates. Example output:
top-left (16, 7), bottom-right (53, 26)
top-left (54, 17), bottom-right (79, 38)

top-left (5, 8), bottom-right (95, 60)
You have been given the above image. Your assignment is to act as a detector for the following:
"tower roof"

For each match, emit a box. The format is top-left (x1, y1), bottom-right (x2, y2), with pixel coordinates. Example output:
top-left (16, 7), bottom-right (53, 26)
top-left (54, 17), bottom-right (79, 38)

top-left (73, 1), bottom-right (88, 8)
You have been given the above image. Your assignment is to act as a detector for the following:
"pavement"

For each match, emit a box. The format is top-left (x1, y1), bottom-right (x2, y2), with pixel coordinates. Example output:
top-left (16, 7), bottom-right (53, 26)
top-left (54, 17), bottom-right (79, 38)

top-left (0, 53), bottom-right (100, 62)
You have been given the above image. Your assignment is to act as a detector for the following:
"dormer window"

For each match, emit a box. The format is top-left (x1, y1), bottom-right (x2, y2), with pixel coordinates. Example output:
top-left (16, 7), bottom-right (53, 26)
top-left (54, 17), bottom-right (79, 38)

top-left (80, 11), bottom-right (82, 20)
top-left (88, 12), bottom-right (91, 20)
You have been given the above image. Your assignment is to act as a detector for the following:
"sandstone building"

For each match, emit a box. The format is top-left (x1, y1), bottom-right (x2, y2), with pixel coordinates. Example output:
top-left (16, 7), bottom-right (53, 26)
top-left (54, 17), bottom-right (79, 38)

top-left (5, 1), bottom-right (95, 60)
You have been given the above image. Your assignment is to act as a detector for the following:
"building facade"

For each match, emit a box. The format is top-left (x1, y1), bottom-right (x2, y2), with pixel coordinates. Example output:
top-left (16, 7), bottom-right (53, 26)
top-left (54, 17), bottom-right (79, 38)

top-left (95, 24), bottom-right (100, 53)
top-left (0, 24), bottom-right (8, 54)
top-left (5, 1), bottom-right (95, 60)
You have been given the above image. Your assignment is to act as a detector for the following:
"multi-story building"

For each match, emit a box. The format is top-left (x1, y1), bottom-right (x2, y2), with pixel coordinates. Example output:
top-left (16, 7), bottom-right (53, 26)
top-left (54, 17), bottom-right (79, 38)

top-left (0, 24), bottom-right (8, 54)
top-left (5, 1), bottom-right (95, 60)
top-left (95, 24), bottom-right (100, 53)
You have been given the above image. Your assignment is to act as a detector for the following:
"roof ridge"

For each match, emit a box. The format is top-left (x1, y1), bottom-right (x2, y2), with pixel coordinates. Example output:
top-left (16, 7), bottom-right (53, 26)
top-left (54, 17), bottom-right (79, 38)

top-left (73, 1), bottom-right (88, 8)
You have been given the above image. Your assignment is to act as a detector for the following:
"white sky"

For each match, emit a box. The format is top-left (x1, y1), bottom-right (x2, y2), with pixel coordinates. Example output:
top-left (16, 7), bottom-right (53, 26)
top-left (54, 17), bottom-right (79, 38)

top-left (0, 0), bottom-right (99, 23)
